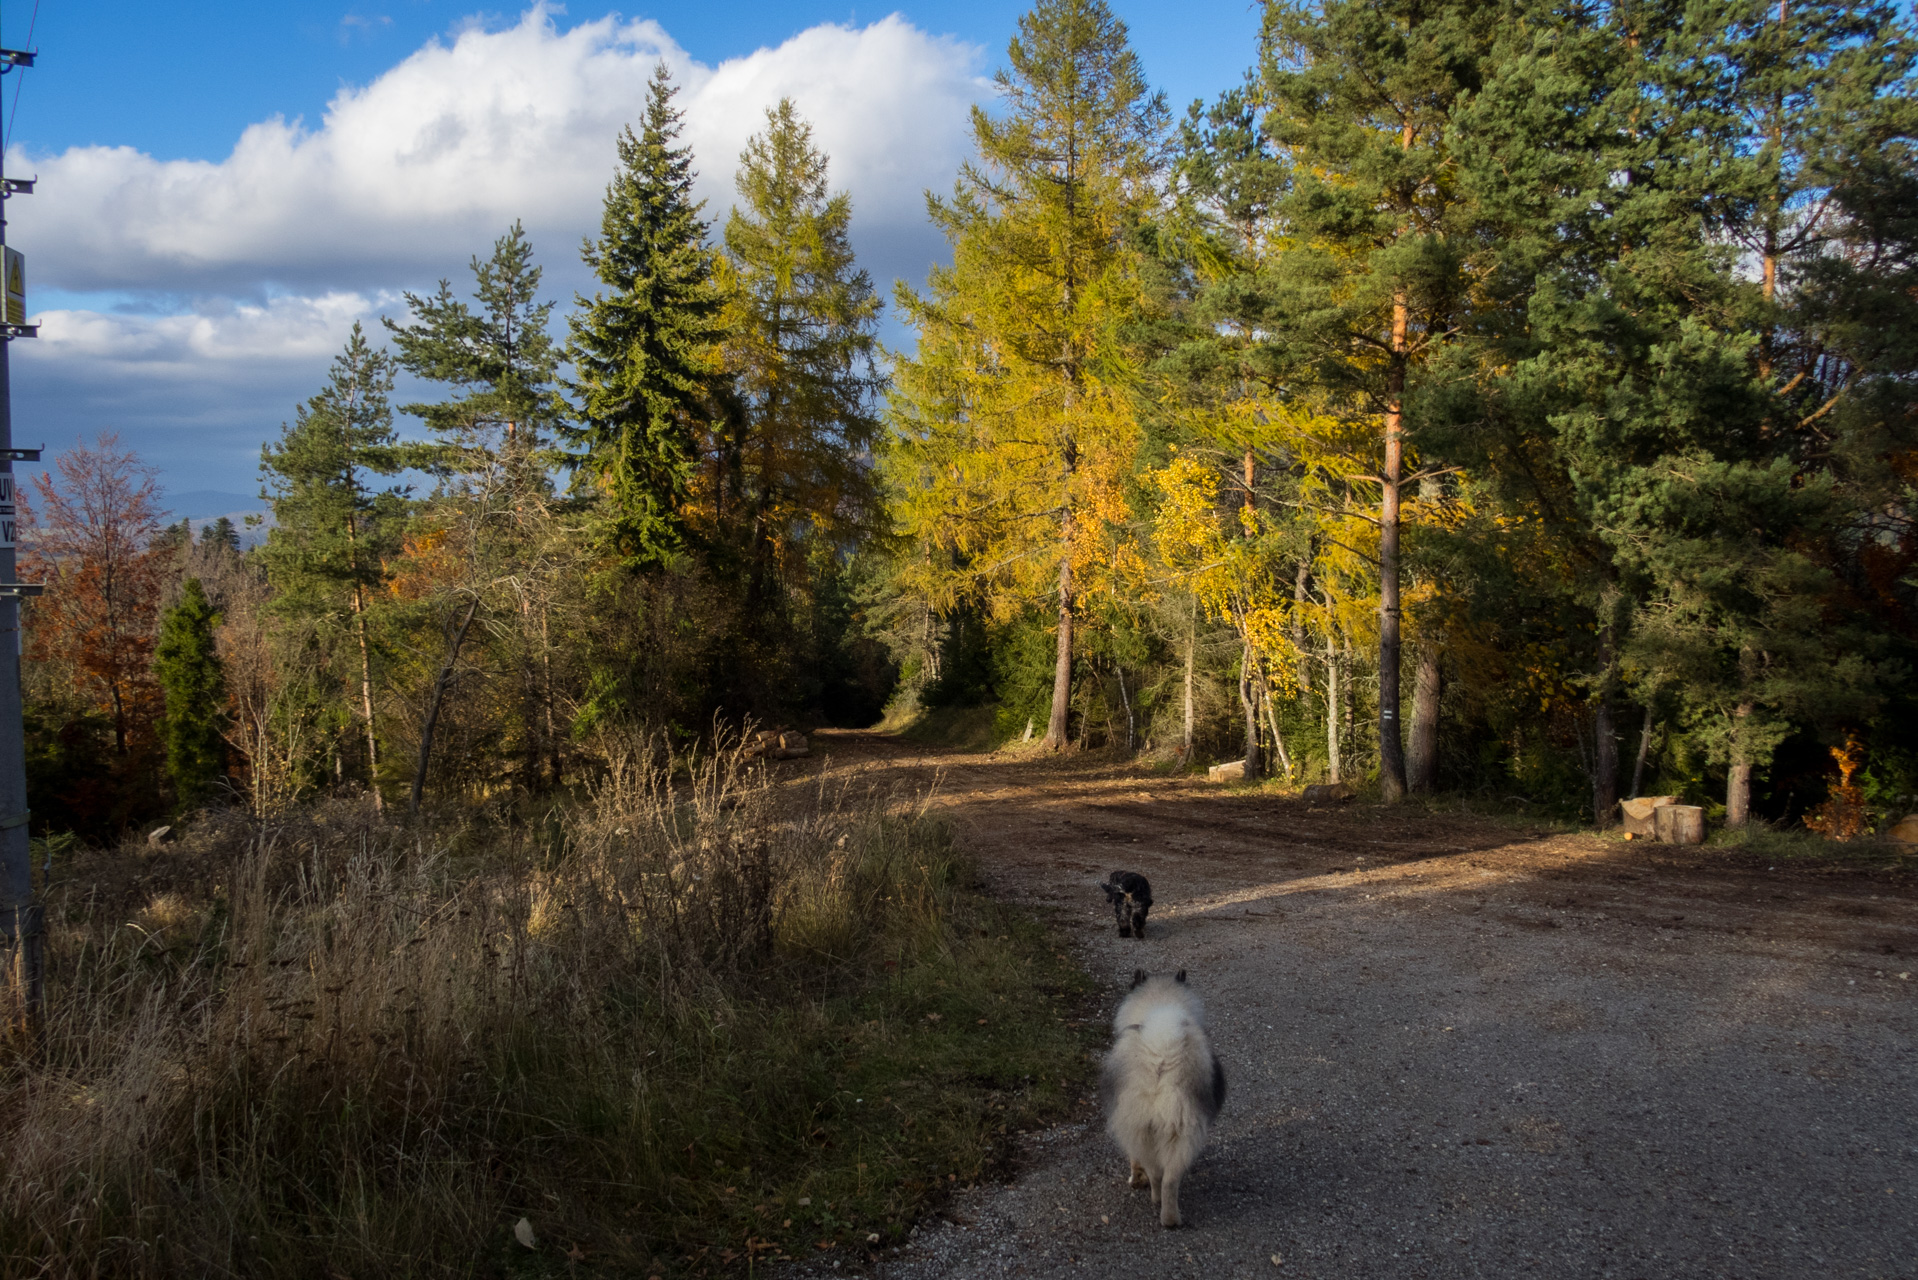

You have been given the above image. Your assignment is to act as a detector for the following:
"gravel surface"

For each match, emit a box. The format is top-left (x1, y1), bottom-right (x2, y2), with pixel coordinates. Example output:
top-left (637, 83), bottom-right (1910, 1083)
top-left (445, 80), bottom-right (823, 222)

top-left (795, 735), bottom-right (1918, 1280)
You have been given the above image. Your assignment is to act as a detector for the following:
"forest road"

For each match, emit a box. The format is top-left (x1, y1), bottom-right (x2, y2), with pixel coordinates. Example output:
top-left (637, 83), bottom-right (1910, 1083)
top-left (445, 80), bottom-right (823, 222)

top-left (796, 731), bottom-right (1918, 1280)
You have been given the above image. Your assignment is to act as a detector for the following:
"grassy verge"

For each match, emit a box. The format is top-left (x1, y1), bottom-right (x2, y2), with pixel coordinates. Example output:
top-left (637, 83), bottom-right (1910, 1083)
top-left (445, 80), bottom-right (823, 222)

top-left (0, 755), bottom-right (1096, 1279)
top-left (882, 705), bottom-right (1007, 755)
top-left (1701, 823), bottom-right (1917, 875)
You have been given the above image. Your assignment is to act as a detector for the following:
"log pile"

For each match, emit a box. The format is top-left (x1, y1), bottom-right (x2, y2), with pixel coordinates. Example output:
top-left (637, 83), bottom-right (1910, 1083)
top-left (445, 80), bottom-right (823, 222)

top-left (742, 729), bottom-right (810, 761)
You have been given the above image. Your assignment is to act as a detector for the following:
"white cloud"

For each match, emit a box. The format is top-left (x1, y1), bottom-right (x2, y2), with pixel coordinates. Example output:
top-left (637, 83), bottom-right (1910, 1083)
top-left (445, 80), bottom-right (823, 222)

top-left (8, 6), bottom-right (983, 294)
top-left (4, 6), bottom-right (988, 490)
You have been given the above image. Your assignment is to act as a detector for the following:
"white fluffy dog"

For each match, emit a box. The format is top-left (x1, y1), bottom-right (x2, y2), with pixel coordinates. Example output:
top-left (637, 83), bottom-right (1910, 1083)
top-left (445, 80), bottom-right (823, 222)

top-left (1099, 969), bottom-right (1227, 1227)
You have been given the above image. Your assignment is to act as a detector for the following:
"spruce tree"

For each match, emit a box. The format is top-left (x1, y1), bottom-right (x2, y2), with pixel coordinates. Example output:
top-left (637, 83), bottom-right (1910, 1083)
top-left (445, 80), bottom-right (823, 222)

top-left (154, 577), bottom-right (226, 810)
top-left (259, 324), bottom-right (416, 809)
top-left (889, 0), bottom-right (1166, 750)
top-left (566, 64), bottom-right (724, 569)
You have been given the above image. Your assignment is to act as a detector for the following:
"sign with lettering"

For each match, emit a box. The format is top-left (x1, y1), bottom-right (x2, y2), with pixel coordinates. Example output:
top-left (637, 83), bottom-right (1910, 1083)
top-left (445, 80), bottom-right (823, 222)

top-left (3, 249), bottom-right (21, 326)
top-left (0, 474), bottom-right (14, 548)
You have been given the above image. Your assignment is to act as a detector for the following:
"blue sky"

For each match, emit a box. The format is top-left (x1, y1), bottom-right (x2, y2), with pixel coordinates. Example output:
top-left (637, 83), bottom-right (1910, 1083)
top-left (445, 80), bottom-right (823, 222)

top-left (1, 1), bottom-right (1260, 510)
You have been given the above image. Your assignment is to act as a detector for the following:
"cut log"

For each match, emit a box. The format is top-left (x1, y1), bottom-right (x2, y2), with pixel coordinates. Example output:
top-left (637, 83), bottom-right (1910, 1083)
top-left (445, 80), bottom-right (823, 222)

top-left (1303, 782), bottom-right (1355, 804)
top-left (1618, 795), bottom-right (1677, 837)
top-left (1886, 814), bottom-right (1918, 847)
top-left (1655, 804), bottom-right (1705, 845)
top-left (1207, 759), bottom-right (1247, 781)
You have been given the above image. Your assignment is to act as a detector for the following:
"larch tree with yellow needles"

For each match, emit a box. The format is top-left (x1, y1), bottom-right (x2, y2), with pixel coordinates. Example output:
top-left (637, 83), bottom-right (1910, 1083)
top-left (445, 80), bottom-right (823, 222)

top-left (889, 0), bottom-right (1167, 750)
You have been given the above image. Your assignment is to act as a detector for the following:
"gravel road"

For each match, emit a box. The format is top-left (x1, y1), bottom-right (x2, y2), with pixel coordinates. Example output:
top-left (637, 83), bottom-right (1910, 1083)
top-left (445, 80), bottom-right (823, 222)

top-left (801, 735), bottom-right (1918, 1280)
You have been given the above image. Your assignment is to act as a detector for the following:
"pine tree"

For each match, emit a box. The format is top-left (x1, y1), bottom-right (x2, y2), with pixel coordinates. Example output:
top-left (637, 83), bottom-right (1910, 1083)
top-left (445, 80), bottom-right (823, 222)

top-left (154, 577), bottom-right (227, 811)
top-left (889, 0), bottom-right (1166, 750)
top-left (565, 64), bottom-right (725, 569)
top-left (718, 99), bottom-right (882, 621)
top-left (386, 222), bottom-right (567, 488)
top-left (259, 324), bottom-right (417, 810)
top-left (387, 225), bottom-right (571, 792)
top-left (1256, 0), bottom-right (1503, 799)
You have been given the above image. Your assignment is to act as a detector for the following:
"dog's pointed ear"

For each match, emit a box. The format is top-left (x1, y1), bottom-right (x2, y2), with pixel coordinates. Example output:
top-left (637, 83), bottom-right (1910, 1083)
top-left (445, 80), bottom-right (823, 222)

top-left (1175, 969), bottom-right (1187, 984)
top-left (1131, 968), bottom-right (1148, 988)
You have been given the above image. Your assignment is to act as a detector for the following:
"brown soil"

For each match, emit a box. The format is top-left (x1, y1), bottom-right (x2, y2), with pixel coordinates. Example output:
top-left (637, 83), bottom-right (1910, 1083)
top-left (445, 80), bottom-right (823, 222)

top-left (792, 731), bottom-right (1918, 1280)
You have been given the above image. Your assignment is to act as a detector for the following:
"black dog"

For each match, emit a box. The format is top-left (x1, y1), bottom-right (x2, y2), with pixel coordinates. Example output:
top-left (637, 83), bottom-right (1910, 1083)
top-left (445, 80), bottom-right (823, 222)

top-left (1101, 871), bottom-right (1153, 939)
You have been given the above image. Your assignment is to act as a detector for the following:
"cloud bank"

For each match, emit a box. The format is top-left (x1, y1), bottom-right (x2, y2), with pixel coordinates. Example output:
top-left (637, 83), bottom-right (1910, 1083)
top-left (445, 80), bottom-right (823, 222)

top-left (5, 6), bottom-right (987, 493)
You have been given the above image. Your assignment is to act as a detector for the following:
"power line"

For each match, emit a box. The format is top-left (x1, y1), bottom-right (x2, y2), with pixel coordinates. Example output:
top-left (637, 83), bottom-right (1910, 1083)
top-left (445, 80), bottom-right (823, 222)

top-left (4, 0), bottom-right (41, 149)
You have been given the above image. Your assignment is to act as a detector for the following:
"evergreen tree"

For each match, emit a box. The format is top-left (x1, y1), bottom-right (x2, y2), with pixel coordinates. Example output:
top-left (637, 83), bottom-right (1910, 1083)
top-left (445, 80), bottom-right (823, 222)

top-left (154, 577), bottom-right (227, 810)
top-left (889, 0), bottom-right (1166, 750)
top-left (259, 324), bottom-right (416, 810)
top-left (386, 222), bottom-right (567, 489)
top-left (565, 64), bottom-right (725, 569)
top-left (1255, 0), bottom-right (1503, 800)
top-left (718, 99), bottom-right (883, 619)
top-left (200, 516), bottom-right (240, 554)
top-left (386, 227), bottom-right (571, 792)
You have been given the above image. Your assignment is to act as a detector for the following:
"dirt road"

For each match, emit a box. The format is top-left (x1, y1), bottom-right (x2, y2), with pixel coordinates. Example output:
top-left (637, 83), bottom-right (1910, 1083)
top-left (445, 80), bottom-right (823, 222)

top-left (803, 732), bottom-right (1918, 1280)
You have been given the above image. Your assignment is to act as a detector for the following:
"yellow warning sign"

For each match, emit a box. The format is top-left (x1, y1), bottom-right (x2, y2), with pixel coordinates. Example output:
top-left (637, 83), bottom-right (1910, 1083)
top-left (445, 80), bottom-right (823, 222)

top-left (4, 248), bottom-right (23, 326)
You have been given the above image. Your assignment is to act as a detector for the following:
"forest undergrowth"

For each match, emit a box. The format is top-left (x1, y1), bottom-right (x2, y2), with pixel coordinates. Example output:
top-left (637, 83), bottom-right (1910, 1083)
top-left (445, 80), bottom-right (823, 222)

top-left (0, 746), bottom-right (1095, 1278)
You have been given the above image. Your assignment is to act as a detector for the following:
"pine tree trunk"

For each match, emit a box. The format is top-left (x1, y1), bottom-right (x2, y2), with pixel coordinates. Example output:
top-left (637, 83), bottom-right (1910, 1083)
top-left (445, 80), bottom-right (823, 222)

top-left (412, 595), bottom-right (481, 816)
top-left (1044, 551), bottom-right (1073, 750)
top-left (1630, 704), bottom-right (1654, 800)
top-left (540, 601), bottom-right (560, 787)
top-left (351, 581), bottom-right (382, 814)
top-left (1408, 639), bottom-right (1441, 792)
top-left (1726, 700), bottom-right (1755, 827)
top-left (1378, 293), bottom-right (1409, 802)
top-left (1592, 625), bottom-right (1620, 826)
top-left (1593, 698), bottom-right (1619, 826)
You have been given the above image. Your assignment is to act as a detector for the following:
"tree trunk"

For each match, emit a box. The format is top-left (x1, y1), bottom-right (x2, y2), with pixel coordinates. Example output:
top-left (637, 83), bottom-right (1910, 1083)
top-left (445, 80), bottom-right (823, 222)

top-left (1259, 668), bottom-right (1292, 780)
top-left (1630, 704), bottom-right (1654, 800)
top-left (1325, 639), bottom-right (1342, 784)
top-left (1238, 637), bottom-right (1262, 780)
top-left (1181, 597), bottom-right (1195, 763)
top-left (1408, 639), bottom-right (1441, 792)
top-left (1377, 295), bottom-right (1409, 802)
top-left (1043, 552), bottom-right (1073, 750)
top-left (1726, 700), bottom-right (1755, 827)
top-left (1593, 697), bottom-right (1619, 826)
top-left (411, 595), bottom-right (482, 816)
top-left (1292, 560), bottom-right (1312, 696)
top-left (1591, 625), bottom-right (1619, 826)
top-left (540, 602), bottom-right (560, 787)
top-left (350, 580), bottom-right (382, 814)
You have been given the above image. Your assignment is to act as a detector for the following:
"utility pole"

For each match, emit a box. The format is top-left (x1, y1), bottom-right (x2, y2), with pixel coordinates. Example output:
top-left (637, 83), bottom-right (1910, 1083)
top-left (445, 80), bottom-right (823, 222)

top-left (0, 41), bottom-right (45, 1035)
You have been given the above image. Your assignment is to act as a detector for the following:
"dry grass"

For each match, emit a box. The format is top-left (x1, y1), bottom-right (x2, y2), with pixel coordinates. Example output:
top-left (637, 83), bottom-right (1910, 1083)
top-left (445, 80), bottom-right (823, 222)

top-left (0, 748), bottom-right (1094, 1278)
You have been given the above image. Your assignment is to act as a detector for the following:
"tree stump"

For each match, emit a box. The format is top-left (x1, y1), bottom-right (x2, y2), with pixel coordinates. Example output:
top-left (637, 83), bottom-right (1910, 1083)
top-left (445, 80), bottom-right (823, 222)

top-left (1618, 796), bottom-right (1676, 837)
top-left (1655, 804), bottom-right (1705, 845)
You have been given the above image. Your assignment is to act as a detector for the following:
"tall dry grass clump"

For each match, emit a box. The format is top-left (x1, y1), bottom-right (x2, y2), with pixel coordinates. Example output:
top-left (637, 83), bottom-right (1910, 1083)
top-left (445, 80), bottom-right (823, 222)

top-left (0, 748), bottom-right (1054, 1279)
